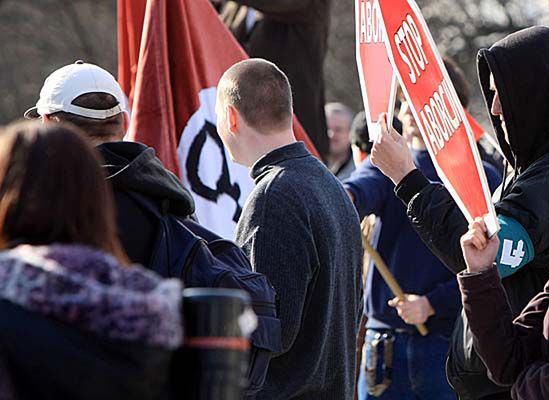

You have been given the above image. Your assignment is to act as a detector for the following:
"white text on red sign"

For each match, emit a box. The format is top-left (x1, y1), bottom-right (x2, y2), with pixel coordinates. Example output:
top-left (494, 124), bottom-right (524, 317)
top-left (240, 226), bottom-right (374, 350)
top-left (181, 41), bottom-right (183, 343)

top-left (359, 0), bottom-right (384, 44)
top-left (394, 14), bottom-right (428, 84)
top-left (419, 77), bottom-right (463, 156)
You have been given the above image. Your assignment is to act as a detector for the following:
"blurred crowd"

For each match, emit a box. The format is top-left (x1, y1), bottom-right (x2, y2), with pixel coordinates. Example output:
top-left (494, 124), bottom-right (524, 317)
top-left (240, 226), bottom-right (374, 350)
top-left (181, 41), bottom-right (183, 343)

top-left (0, 1), bottom-right (548, 400)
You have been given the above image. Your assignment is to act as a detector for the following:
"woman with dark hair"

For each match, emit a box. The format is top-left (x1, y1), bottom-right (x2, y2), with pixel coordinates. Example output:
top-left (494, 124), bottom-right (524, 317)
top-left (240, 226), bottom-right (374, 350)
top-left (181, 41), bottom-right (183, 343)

top-left (0, 122), bottom-right (182, 400)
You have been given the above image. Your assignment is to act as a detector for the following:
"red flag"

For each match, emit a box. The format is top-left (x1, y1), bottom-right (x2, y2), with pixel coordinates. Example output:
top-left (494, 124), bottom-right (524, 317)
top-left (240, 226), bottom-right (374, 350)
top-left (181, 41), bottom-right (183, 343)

top-left (465, 110), bottom-right (485, 142)
top-left (117, 0), bottom-right (147, 109)
top-left (118, 0), bottom-right (318, 238)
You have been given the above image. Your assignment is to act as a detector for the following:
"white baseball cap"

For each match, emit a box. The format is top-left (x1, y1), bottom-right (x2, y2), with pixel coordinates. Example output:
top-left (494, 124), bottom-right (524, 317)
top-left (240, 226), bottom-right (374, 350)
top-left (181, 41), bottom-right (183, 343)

top-left (24, 61), bottom-right (126, 120)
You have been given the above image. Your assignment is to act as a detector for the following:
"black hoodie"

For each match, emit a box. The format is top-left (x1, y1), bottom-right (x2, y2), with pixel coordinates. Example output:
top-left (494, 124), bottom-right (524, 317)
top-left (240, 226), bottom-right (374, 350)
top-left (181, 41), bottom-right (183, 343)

top-left (392, 26), bottom-right (549, 399)
top-left (478, 26), bottom-right (549, 173)
top-left (96, 142), bottom-right (195, 267)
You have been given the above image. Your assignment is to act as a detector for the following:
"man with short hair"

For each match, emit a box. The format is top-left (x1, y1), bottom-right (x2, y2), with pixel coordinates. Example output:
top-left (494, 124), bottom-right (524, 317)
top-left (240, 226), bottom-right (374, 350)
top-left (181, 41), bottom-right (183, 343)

top-left (325, 102), bottom-right (356, 180)
top-left (216, 58), bottom-right (363, 399)
top-left (217, 0), bottom-right (333, 160)
top-left (25, 61), bottom-right (195, 267)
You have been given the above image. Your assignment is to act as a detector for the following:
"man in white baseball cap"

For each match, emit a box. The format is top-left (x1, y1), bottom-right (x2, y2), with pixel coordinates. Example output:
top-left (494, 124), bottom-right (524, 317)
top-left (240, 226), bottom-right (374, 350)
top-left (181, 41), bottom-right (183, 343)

top-left (25, 60), bottom-right (130, 143)
top-left (25, 61), bottom-right (196, 271)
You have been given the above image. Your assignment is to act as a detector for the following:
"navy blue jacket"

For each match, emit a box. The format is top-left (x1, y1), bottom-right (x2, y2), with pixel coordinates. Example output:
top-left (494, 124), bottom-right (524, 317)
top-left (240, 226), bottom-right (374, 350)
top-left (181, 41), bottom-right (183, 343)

top-left (345, 150), bottom-right (501, 336)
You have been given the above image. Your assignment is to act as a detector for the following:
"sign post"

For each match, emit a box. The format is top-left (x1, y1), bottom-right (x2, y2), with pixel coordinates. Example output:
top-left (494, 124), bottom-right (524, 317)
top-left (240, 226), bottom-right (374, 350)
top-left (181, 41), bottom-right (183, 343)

top-left (355, 0), bottom-right (397, 141)
top-left (377, 0), bottom-right (499, 235)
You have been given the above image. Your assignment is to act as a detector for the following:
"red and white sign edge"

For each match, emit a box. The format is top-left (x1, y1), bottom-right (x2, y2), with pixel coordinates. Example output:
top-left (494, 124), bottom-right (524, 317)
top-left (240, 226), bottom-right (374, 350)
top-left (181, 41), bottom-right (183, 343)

top-left (354, 0), bottom-right (398, 141)
top-left (377, 0), bottom-right (499, 236)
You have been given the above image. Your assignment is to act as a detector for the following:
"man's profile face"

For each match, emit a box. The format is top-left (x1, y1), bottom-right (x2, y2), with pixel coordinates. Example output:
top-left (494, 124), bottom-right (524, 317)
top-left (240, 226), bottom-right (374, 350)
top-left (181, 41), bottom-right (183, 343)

top-left (489, 73), bottom-right (509, 143)
top-left (327, 112), bottom-right (352, 156)
top-left (215, 91), bottom-right (229, 143)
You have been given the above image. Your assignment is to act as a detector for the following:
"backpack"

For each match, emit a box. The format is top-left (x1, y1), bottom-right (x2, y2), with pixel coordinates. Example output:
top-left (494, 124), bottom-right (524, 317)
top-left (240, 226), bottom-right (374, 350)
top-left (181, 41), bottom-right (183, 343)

top-left (127, 192), bottom-right (282, 397)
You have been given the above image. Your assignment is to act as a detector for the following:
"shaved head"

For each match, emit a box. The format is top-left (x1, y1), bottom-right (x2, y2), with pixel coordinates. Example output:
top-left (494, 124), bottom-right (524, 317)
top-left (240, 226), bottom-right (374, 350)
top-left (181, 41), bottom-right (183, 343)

top-left (218, 59), bottom-right (293, 132)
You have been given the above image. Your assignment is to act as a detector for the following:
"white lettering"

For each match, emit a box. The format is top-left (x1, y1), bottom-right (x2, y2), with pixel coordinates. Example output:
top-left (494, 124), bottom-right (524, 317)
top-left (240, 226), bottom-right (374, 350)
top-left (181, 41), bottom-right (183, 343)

top-left (360, 2), bottom-right (367, 43)
top-left (394, 14), bottom-right (428, 84)
top-left (420, 109), bottom-right (441, 155)
top-left (417, 76), bottom-right (464, 155)
top-left (359, 0), bottom-right (384, 44)
top-left (425, 103), bottom-right (445, 152)
top-left (439, 80), bottom-right (462, 130)
top-left (396, 29), bottom-right (415, 83)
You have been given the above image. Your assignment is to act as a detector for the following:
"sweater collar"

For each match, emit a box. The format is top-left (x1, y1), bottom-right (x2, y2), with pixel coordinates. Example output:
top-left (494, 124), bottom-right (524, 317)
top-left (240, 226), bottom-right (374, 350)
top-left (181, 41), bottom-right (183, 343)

top-left (250, 142), bottom-right (310, 181)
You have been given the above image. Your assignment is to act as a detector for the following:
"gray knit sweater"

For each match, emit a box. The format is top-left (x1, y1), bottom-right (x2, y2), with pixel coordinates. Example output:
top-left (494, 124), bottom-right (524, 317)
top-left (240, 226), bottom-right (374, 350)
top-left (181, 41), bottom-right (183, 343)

top-left (236, 142), bottom-right (363, 400)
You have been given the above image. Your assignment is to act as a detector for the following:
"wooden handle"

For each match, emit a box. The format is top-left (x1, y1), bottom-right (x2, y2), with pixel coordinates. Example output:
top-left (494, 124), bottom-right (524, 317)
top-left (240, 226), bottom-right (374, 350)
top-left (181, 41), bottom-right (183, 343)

top-left (361, 225), bottom-right (429, 337)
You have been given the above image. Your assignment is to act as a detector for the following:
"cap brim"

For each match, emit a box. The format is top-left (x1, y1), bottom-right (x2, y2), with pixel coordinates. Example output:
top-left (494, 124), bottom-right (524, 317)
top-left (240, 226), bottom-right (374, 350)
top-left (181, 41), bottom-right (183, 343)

top-left (23, 107), bottom-right (40, 119)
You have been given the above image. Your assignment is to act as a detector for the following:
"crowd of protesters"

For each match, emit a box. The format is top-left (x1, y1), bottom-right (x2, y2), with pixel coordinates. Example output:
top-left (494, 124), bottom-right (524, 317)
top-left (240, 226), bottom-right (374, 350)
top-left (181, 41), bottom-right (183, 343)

top-left (0, 1), bottom-right (548, 398)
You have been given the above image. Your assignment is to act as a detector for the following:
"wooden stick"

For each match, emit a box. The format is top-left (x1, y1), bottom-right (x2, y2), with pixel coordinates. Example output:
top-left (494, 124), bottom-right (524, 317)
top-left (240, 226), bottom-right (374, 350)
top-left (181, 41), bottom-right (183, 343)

top-left (361, 222), bottom-right (429, 336)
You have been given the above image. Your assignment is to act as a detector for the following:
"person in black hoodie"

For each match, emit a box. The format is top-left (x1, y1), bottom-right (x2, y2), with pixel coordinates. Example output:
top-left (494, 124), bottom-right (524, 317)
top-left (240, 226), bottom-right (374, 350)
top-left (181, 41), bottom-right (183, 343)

top-left (25, 62), bottom-right (282, 397)
top-left (368, 26), bottom-right (549, 400)
top-left (24, 61), bottom-right (195, 268)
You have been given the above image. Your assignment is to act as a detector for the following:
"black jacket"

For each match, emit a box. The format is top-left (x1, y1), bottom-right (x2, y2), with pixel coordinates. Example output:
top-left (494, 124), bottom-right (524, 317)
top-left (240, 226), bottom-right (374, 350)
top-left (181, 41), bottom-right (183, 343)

top-left (96, 142), bottom-right (195, 267)
top-left (394, 26), bottom-right (549, 399)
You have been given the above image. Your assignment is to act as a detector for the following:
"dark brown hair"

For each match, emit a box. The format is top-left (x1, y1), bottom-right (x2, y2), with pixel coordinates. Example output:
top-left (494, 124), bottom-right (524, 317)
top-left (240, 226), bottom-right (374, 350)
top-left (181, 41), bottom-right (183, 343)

top-left (48, 92), bottom-right (125, 140)
top-left (443, 58), bottom-right (471, 108)
top-left (0, 121), bottom-right (128, 264)
top-left (219, 59), bottom-right (293, 132)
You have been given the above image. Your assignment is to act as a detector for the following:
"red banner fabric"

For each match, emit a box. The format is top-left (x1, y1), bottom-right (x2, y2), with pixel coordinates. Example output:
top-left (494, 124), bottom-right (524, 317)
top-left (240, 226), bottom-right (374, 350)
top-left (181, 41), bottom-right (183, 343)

top-left (118, 0), bottom-right (318, 176)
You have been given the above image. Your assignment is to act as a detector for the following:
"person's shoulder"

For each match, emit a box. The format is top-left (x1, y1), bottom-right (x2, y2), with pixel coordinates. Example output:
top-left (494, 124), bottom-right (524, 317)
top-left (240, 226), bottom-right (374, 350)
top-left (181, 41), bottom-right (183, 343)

top-left (482, 161), bottom-right (502, 189)
top-left (347, 157), bottom-right (382, 176)
top-left (247, 166), bottom-right (296, 214)
top-left (510, 154), bottom-right (549, 191)
top-left (522, 153), bottom-right (549, 177)
top-left (345, 157), bottom-right (392, 189)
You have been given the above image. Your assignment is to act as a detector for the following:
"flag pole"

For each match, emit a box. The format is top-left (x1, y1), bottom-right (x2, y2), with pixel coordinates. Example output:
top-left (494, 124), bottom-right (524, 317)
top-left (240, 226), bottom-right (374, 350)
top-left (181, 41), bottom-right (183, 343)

top-left (361, 220), bottom-right (429, 336)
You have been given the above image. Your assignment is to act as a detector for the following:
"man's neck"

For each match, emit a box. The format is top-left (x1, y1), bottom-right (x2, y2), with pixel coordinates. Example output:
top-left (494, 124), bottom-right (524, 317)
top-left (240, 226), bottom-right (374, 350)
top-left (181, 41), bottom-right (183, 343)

top-left (245, 130), bottom-right (296, 168)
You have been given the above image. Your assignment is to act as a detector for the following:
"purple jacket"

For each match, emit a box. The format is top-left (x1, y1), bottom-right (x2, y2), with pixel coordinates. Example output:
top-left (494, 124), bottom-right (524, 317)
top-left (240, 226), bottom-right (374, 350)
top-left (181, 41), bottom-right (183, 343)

top-left (0, 244), bottom-right (182, 400)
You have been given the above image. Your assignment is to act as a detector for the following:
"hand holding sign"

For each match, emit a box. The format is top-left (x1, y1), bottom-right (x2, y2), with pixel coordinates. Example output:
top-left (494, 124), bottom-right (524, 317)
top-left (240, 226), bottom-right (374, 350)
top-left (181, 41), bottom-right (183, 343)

top-left (460, 217), bottom-right (500, 273)
top-left (371, 113), bottom-right (416, 185)
top-left (376, 0), bottom-right (499, 236)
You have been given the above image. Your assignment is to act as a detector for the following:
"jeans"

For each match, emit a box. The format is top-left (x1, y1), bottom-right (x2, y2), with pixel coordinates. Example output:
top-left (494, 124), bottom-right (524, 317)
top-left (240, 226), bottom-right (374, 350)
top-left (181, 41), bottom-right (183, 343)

top-left (358, 329), bottom-right (456, 400)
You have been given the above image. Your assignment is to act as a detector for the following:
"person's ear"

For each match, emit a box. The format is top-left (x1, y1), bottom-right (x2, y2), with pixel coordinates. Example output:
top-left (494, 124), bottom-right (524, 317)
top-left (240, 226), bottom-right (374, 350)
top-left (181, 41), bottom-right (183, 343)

top-left (227, 105), bottom-right (239, 135)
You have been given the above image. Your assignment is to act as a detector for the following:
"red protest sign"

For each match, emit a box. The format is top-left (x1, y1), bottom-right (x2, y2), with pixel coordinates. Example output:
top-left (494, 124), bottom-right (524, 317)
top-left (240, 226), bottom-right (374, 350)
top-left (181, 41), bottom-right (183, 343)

top-left (377, 0), bottom-right (499, 234)
top-left (355, 0), bottom-right (397, 140)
